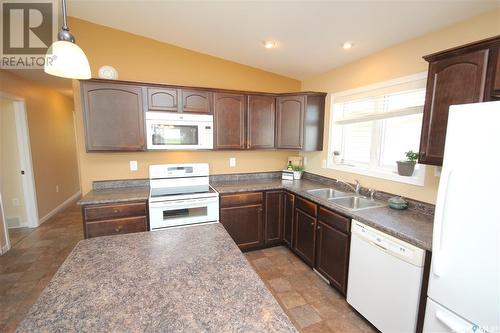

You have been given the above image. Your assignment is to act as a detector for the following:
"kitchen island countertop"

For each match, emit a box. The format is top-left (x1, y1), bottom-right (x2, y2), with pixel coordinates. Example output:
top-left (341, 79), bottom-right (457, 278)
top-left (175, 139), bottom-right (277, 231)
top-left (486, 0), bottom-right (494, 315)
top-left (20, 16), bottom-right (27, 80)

top-left (16, 224), bottom-right (297, 333)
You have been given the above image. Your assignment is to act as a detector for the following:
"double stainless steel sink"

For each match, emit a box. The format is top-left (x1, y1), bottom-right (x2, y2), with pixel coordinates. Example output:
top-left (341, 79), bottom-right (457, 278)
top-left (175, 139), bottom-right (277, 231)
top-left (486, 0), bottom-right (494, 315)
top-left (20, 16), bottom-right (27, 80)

top-left (306, 188), bottom-right (386, 211)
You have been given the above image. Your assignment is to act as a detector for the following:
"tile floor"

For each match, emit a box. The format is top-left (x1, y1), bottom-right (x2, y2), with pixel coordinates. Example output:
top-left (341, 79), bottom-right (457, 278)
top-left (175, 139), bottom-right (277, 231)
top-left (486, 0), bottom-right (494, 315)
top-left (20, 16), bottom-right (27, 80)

top-left (7, 228), bottom-right (33, 247)
top-left (1, 204), bottom-right (375, 333)
top-left (245, 247), bottom-right (377, 333)
top-left (0, 205), bottom-right (83, 332)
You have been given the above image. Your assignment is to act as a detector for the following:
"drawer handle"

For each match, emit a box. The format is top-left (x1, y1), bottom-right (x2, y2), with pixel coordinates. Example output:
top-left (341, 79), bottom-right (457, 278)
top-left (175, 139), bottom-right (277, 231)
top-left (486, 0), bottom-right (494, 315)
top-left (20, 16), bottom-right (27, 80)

top-left (114, 225), bottom-right (123, 232)
top-left (113, 209), bottom-right (120, 213)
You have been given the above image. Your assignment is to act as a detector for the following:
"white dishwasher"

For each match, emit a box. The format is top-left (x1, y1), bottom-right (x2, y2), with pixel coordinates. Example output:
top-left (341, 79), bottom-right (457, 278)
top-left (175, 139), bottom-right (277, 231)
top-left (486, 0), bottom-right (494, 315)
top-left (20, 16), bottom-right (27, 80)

top-left (347, 220), bottom-right (426, 333)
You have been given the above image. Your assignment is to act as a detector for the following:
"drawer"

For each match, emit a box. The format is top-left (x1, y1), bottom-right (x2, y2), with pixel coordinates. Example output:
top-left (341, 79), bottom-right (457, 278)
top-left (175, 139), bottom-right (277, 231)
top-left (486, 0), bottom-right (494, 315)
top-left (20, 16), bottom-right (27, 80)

top-left (86, 216), bottom-right (147, 238)
top-left (220, 192), bottom-right (263, 208)
top-left (84, 202), bottom-right (147, 222)
top-left (295, 196), bottom-right (317, 217)
top-left (318, 207), bottom-right (350, 233)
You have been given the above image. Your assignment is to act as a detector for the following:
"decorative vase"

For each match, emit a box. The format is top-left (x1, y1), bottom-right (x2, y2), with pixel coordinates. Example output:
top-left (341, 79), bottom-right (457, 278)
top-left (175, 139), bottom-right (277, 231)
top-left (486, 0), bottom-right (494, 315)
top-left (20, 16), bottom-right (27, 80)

top-left (396, 161), bottom-right (416, 177)
top-left (293, 171), bottom-right (303, 180)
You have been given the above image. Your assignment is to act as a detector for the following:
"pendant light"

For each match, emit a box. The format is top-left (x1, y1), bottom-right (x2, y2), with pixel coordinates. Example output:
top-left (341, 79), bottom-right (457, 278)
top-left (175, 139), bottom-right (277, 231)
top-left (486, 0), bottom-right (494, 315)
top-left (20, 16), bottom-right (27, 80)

top-left (44, 0), bottom-right (91, 79)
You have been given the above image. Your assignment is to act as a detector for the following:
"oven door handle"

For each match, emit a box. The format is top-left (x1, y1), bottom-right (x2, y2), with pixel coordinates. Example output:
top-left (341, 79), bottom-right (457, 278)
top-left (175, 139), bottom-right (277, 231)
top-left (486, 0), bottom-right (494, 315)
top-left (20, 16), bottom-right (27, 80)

top-left (149, 197), bottom-right (218, 209)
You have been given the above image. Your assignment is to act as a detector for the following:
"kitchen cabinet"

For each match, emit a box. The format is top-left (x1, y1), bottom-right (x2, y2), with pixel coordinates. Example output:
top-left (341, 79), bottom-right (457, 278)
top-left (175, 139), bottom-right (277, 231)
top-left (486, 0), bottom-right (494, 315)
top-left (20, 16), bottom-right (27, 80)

top-left (81, 82), bottom-right (145, 151)
top-left (276, 94), bottom-right (325, 151)
top-left (247, 95), bottom-right (276, 149)
top-left (219, 192), bottom-right (264, 251)
top-left (264, 191), bottom-right (283, 246)
top-left (82, 201), bottom-right (149, 238)
top-left (146, 88), bottom-right (179, 111)
top-left (315, 207), bottom-right (351, 295)
top-left (419, 36), bottom-right (500, 165)
top-left (214, 93), bottom-right (246, 149)
top-left (293, 196), bottom-right (317, 266)
top-left (181, 89), bottom-right (212, 113)
top-left (283, 192), bottom-right (295, 247)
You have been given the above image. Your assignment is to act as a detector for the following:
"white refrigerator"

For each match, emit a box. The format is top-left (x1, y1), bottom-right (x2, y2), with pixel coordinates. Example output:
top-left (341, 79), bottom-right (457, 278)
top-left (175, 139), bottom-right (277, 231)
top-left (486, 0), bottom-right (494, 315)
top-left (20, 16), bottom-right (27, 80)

top-left (423, 101), bottom-right (500, 333)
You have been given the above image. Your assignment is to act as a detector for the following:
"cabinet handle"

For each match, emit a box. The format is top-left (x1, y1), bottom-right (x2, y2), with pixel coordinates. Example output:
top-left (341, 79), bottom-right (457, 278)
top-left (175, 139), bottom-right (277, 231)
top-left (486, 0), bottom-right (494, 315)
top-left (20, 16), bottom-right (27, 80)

top-left (317, 225), bottom-right (321, 230)
top-left (114, 225), bottom-right (123, 232)
top-left (113, 209), bottom-right (119, 213)
top-left (310, 222), bottom-right (314, 227)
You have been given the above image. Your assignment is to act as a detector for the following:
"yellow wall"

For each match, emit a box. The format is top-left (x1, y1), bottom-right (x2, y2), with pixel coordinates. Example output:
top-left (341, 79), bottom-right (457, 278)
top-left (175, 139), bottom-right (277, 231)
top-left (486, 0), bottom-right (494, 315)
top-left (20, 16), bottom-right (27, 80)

top-left (0, 71), bottom-right (80, 219)
top-left (68, 18), bottom-right (301, 194)
top-left (0, 98), bottom-right (27, 224)
top-left (301, 9), bottom-right (500, 204)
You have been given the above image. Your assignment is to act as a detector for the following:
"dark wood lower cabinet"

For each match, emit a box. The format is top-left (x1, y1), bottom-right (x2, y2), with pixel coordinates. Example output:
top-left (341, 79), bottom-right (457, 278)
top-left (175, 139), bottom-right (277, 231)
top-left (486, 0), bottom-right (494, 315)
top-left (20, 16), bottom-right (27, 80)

top-left (265, 191), bottom-right (283, 246)
top-left (293, 208), bottom-right (316, 266)
top-left (283, 192), bottom-right (295, 247)
top-left (82, 201), bottom-right (149, 239)
top-left (315, 220), bottom-right (350, 295)
top-left (219, 192), bottom-right (264, 251)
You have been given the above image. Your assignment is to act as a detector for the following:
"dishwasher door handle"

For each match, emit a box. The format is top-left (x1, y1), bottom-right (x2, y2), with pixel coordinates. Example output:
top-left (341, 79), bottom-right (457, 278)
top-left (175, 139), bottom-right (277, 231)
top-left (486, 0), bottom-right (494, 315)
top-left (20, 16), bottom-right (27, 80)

top-left (371, 241), bottom-right (388, 251)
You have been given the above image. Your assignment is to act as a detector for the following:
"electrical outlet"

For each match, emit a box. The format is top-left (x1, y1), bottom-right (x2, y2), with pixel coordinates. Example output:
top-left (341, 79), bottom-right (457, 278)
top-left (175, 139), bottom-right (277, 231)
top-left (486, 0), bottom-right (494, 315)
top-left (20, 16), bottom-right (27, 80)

top-left (55, 185), bottom-right (60, 193)
top-left (130, 160), bottom-right (138, 171)
top-left (229, 157), bottom-right (236, 168)
top-left (12, 198), bottom-right (20, 207)
top-left (303, 157), bottom-right (308, 166)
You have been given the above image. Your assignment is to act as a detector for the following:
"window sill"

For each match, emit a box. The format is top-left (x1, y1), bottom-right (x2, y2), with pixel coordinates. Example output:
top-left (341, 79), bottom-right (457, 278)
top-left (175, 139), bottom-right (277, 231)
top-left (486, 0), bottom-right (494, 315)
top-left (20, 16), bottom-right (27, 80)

top-left (326, 161), bottom-right (425, 186)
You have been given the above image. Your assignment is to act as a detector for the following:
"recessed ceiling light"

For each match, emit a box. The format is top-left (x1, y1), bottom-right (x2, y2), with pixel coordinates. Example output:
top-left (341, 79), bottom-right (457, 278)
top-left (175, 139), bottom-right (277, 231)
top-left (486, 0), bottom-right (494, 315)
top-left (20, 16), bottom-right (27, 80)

top-left (263, 41), bottom-right (277, 49)
top-left (342, 41), bottom-right (353, 50)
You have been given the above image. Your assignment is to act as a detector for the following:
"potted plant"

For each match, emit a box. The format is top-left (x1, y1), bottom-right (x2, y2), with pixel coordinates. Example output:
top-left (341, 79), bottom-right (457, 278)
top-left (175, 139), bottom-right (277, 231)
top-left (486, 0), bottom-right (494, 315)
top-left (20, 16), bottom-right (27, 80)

top-left (397, 150), bottom-right (419, 176)
top-left (291, 165), bottom-right (304, 180)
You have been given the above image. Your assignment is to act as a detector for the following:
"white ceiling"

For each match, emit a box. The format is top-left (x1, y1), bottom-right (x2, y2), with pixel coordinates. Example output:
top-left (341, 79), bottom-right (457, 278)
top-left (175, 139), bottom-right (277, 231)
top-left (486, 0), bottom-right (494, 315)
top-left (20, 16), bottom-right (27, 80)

top-left (68, 0), bottom-right (499, 80)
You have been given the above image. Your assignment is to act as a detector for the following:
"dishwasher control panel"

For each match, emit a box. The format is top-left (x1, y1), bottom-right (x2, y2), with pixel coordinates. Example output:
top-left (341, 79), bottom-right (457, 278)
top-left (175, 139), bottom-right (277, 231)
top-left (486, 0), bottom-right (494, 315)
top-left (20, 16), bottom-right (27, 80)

top-left (351, 220), bottom-right (426, 267)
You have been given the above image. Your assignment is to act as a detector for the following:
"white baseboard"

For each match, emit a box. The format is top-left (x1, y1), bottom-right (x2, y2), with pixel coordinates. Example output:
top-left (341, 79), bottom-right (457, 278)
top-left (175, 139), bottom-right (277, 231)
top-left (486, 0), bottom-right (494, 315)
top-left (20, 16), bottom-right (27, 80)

top-left (39, 191), bottom-right (81, 225)
top-left (1, 243), bottom-right (10, 255)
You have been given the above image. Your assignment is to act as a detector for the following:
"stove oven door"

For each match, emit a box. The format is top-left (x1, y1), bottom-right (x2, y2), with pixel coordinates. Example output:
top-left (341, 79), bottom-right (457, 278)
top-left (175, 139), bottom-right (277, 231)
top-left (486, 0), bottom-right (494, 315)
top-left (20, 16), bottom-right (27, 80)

top-left (149, 196), bottom-right (219, 230)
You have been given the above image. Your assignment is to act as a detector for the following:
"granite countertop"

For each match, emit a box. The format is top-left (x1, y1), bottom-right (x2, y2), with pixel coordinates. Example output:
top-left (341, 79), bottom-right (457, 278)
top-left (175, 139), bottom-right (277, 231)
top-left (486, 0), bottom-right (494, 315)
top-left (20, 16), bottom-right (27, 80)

top-left (77, 186), bottom-right (150, 205)
top-left (211, 179), bottom-right (433, 251)
top-left (17, 224), bottom-right (297, 333)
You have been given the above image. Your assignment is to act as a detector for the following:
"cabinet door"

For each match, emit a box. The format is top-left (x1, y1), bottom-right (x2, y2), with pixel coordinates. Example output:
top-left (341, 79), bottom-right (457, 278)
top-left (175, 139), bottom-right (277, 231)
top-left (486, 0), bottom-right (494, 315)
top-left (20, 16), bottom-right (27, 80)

top-left (283, 192), bottom-right (294, 247)
top-left (419, 49), bottom-right (488, 165)
top-left (82, 83), bottom-right (145, 151)
top-left (247, 95), bottom-right (276, 149)
top-left (265, 191), bottom-right (283, 245)
top-left (147, 88), bottom-right (178, 111)
top-left (315, 220), bottom-right (350, 295)
top-left (181, 89), bottom-right (211, 113)
top-left (494, 48), bottom-right (500, 97)
top-left (276, 95), bottom-right (305, 149)
top-left (294, 208), bottom-right (316, 266)
top-left (214, 93), bottom-right (246, 149)
top-left (220, 204), bottom-right (263, 251)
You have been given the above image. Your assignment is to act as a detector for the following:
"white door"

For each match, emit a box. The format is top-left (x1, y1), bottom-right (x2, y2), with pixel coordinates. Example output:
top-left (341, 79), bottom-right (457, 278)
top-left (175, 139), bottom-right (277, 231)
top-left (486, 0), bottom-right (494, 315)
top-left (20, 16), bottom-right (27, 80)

top-left (423, 299), bottom-right (477, 333)
top-left (428, 102), bottom-right (500, 331)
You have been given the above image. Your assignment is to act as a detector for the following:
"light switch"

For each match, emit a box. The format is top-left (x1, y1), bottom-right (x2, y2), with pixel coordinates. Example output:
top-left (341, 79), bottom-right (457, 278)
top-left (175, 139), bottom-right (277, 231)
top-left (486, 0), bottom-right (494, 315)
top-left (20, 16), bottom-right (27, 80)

top-left (130, 160), bottom-right (138, 171)
top-left (229, 157), bottom-right (236, 168)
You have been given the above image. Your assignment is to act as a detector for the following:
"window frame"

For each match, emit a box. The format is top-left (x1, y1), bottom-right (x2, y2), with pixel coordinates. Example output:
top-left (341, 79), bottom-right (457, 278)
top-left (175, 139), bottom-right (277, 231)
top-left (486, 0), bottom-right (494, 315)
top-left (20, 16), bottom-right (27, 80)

top-left (326, 72), bottom-right (427, 186)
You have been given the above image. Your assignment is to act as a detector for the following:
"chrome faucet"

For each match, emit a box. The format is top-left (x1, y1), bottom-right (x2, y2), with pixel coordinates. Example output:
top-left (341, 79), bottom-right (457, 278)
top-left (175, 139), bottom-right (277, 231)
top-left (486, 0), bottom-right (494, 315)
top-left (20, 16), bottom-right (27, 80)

top-left (338, 179), bottom-right (361, 195)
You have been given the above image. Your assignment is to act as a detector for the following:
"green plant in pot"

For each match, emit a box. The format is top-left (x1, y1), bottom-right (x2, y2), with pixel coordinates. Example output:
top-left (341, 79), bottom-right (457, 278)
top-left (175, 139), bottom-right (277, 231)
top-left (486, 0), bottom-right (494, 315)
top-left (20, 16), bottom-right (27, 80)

top-left (291, 165), bottom-right (304, 180)
top-left (397, 150), bottom-right (418, 176)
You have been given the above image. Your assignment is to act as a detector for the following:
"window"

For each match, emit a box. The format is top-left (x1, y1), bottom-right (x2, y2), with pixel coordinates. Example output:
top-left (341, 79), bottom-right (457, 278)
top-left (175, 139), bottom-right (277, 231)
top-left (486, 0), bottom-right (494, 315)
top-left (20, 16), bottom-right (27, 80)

top-left (328, 73), bottom-right (427, 185)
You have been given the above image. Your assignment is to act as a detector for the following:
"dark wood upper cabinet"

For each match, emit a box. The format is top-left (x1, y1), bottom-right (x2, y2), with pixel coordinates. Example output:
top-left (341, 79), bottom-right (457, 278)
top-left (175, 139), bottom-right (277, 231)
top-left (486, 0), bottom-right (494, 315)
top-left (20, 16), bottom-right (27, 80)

top-left (81, 82), bottom-right (145, 151)
top-left (493, 48), bottom-right (500, 97)
top-left (276, 94), bottom-right (325, 151)
top-left (146, 88), bottom-right (179, 111)
top-left (315, 208), bottom-right (351, 295)
top-left (276, 95), bottom-right (305, 149)
top-left (182, 89), bottom-right (212, 113)
top-left (213, 93), bottom-right (246, 149)
top-left (247, 95), bottom-right (276, 149)
top-left (219, 192), bottom-right (264, 251)
top-left (283, 192), bottom-right (295, 247)
top-left (419, 36), bottom-right (500, 165)
top-left (265, 191), bottom-right (283, 246)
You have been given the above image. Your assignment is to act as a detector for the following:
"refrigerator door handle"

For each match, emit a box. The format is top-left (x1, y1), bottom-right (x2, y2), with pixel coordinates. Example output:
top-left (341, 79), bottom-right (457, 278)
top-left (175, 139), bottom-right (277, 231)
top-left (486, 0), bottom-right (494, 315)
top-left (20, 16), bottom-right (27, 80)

top-left (432, 169), bottom-right (453, 277)
top-left (435, 310), bottom-right (464, 332)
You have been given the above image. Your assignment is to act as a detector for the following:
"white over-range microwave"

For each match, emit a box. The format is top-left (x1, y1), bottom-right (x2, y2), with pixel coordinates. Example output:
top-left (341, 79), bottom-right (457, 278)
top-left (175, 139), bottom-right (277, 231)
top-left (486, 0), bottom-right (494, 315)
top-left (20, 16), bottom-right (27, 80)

top-left (146, 112), bottom-right (213, 150)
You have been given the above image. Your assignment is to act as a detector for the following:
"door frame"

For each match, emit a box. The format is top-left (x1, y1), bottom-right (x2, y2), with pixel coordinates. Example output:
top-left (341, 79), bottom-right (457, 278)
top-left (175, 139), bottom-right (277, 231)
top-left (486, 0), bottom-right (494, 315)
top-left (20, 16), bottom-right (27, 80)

top-left (0, 92), bottom-right (39, 230)
top-left (0, 192), bottom-right (10, 254)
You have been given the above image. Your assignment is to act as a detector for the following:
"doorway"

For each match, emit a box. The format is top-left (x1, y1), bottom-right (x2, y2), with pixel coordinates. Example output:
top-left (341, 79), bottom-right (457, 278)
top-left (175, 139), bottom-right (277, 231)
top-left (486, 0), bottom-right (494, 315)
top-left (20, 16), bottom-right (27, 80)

top-left (0, 95), bottom-right (39, 254)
